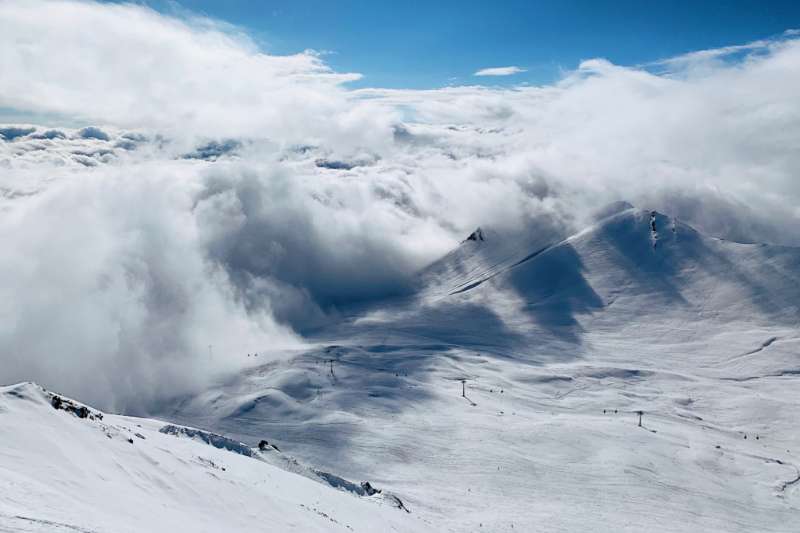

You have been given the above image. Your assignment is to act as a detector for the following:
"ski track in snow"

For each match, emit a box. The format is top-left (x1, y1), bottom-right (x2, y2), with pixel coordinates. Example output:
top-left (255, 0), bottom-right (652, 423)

top-left (0, 514), bottom-right (98, 533)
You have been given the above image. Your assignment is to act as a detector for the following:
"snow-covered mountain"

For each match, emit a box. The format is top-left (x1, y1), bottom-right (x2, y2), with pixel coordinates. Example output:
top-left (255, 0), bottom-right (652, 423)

top-left (3, 206), bottom-right (799, 532)
top-left (3, 3), bottom-right (800, 530)
top-left (0, 382), bottom-right (429, 532)
top-left (159, 206), bottom-right (800, 531)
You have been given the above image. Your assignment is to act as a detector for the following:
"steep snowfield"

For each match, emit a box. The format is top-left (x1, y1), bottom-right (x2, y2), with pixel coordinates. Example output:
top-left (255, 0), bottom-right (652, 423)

top-left (0, 383), bottom-right (430, 533)
top-left (163, 207), bottom-right (800, 531)
top-left (417, 223), bottom-right (564, 298)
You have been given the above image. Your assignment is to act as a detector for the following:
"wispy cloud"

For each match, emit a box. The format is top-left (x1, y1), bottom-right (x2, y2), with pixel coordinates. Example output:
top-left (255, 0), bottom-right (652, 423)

top-left (474, 66), bottom-right (527, 77)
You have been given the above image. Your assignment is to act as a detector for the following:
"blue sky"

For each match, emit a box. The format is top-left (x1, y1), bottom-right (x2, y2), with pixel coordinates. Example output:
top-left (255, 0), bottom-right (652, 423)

top-left (142, 0), bottom-right (800, 89)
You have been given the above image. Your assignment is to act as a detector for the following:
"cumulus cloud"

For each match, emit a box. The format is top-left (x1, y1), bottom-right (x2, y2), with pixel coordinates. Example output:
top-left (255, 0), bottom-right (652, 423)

top-left (1, 0), bottom-right (800, 411)
top-left (0, 126), bottom-right (36, 141)
top-left (358, 34), bottom-right (800, 238)
top-left (0, 0), bottom-right (394, 150)
top-left (0, 161), bottom-right (300, 413)
top-left (474, 66), bottom-right (527, 76)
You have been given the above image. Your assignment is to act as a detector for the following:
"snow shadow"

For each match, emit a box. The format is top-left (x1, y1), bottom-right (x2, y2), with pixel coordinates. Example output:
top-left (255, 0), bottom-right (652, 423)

top-left (600, 212), bottom-right (799, 320)
top-left (595, 212), bottom-right (689, 306)
top-left (180, 347), bottom-right (449, 474)
top-left (190, 300), bottom-right (540, 472)
top-left (501, 241), bottom-right (605, 345)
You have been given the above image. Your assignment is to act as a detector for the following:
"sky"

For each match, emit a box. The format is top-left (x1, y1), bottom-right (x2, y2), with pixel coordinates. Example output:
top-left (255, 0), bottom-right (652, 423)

top-left (141, 0), bottom-right (800, 88)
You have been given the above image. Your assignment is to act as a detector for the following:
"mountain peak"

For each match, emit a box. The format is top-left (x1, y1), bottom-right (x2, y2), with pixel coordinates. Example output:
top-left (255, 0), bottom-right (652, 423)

top-left (593, 200), bottom-right (635, 221)
top-left (464, 227), bottom-right (485, 242)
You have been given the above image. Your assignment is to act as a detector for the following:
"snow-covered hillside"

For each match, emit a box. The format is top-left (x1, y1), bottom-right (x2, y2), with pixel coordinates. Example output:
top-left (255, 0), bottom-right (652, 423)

top-left (2, 206), bottom-right (798, 532)
top-left (162, 207), bottom-right (800, 531)
top-left (3, 3), bottom-right (800, 530)
top-left (0, 382), bottom-right (430, 532)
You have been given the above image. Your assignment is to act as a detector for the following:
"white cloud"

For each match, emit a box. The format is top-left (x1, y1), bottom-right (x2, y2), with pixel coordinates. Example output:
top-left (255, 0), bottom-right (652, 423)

top-left (0, 161), bottom-right (302, 413)
top-left (0, 0), bottom-right (393, 151)
top-left (473, 66), bottom-right (527, 77)
top-left (2, 0), bottom-right (800, 410)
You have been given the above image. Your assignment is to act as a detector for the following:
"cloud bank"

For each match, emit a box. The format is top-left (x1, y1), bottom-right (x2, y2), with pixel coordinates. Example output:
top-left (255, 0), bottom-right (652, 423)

top-left (474, 66), bottom-right (527, 76)
top-left (0, 0), bottom-right (392, 150)
top-left (1, 0), bottom-right (800, 411)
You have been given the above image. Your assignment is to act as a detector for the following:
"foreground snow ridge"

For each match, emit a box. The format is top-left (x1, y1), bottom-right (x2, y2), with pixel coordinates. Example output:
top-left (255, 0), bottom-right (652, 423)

top-left (0, 382), bottom-right (427, 533)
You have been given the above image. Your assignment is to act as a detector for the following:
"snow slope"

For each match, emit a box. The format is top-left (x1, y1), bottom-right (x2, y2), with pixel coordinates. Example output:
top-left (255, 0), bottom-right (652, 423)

top-left (162, 207), bottom-right (800, 531)
top-left (0, 382), bottom-right (430, 533)
top-left (417, 223), bottom-right (564, 298)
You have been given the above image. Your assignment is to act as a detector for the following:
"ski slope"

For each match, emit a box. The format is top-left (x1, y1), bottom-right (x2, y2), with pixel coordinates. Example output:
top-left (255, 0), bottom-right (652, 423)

top-left (0, 383), bottom-right (430, 533)
top-left (162, 207), bottom-right (800, 531)
top-left (2, 206), bottom-right (798, 531)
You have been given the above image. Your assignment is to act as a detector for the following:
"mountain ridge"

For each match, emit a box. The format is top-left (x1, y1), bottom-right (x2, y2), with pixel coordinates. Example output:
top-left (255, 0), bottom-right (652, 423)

top-left (0, 382), bottom-right (427, 533)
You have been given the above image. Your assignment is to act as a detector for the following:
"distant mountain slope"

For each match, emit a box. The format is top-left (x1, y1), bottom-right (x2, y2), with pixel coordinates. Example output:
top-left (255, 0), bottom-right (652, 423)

top-left (425, 206), bottom-right (799, 309)
top-left (415, 201), bottom-right (633, 298)
top-left (161, 205), bottom-right (800, 532)
top-left (417, 224), bottom-right (564, 297)
top-left (497, 207), bottom-right (799, 317)
top-left (0, 383), bottom-right (428, 533)
top-left (396, 207), bottom-right (800, 353)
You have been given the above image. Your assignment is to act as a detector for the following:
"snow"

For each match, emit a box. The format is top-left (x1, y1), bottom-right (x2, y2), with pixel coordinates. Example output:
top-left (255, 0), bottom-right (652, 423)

top-left (417, 223), bottom-right (563, 298)
top-left (2, 207), bottom-right (799, 531)
top-left (0, 383), bottom-right (430, 533)
top-left (162, 208), bottom-right (800, 531)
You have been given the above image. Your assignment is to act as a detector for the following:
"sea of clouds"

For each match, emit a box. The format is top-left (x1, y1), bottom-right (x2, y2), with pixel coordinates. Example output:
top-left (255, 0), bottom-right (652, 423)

top-left (1, 0), bottom-right (799, 412)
